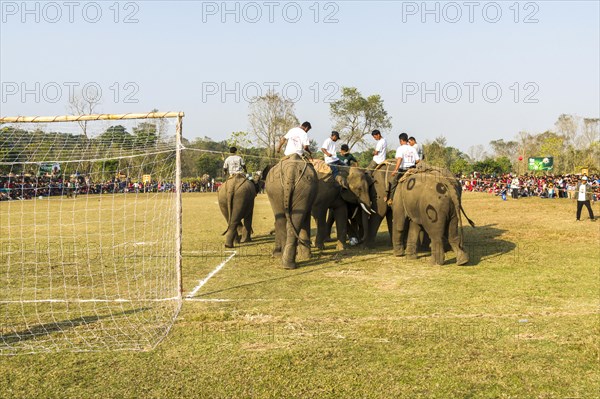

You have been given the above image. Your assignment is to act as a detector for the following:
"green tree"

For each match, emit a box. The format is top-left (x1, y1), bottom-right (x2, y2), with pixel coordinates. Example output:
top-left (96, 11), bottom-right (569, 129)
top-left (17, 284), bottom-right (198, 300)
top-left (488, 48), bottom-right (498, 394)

top-left (489, 139), bottom-right (519, 161)
top-left (227, 131), bottom-right (251, 151)
top-left (330, 87), bottom-right (392, 150)
top-left (472, 158), bottom-right (510, 175)
top-left (539, 133), bottom-right (565, 173)
top-left (196, 154), bottom-right (223, 178)
top-left (99, 125), bottom-right (132, 146)
top-left (133, 122), bottom-right (158, 147)
top-left (423, 136), bottom-right (448, 168)
top-left (450, 158), bottom-right (473, 176)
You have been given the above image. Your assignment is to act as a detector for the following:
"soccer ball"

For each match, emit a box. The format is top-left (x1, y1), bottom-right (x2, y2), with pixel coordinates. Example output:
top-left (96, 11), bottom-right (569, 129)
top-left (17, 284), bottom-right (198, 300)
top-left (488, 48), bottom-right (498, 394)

top-left (349, 237), bottom-right (359, 246)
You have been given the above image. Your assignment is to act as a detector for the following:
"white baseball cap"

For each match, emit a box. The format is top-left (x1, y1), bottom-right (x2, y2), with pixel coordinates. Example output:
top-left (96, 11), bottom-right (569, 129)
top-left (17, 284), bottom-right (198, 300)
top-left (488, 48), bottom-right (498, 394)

top-left (582, 176), bottom-right (588, 181)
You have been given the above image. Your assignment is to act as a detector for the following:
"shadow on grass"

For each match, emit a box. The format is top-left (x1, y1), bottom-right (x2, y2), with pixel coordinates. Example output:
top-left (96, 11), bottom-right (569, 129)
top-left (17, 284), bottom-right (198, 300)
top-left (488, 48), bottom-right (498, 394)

top-left (362, 224), bottom-right (515, 266)
top-left (462, 223), bottom-right (516, 265)
top-left (0, 307), bottom-right (150, 344)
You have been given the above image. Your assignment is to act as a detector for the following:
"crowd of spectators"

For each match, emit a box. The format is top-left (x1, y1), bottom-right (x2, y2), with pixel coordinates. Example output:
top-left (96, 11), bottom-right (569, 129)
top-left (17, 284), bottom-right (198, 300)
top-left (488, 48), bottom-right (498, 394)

top-left (460, 173), bottom-right (600, 201)
top-left (3, 173), bottom-right (599, 202)
top-left (0, 175), bottom-right (223, 201)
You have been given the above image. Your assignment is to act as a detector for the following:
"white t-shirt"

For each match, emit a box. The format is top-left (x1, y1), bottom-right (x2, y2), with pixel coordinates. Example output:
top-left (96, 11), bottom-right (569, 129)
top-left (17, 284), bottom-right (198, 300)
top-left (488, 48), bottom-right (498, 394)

top-left (373, 137), bottom-right (387, 164)
top-left (395, 144), bottom-right (420, 169)
top-left (578, 184), bottom-right (587, 201)
top-left (321, 138), bottom-right (339, 163)
top-left (223, 155), bottom-right (245, 175)
top-left (284, 127), bottom-right (309, 156)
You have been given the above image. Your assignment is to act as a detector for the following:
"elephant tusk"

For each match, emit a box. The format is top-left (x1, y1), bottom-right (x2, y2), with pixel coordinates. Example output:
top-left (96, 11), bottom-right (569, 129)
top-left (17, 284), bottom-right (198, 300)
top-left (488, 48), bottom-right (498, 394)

top-left (352, 207), bottom-right (359, 219)
top-left (360, 203), bottom-right (372, 215)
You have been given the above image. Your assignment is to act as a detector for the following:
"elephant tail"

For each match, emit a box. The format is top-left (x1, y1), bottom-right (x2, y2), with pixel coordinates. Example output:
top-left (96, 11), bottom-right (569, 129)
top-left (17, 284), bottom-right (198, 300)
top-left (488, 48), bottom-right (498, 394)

top-left (461, 206), bottom-right (475, 227)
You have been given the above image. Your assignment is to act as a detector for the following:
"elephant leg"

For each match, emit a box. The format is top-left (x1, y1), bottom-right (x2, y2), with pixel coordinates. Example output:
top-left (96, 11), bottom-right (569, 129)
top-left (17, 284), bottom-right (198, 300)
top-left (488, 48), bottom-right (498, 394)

top-left (325, 209), bottom-right (335, 242)
top-left (360, 209), bottom-right (369, 243)
top-left (366, 214), bottom-right (383, 249)
top-left (224, 224), bottom-right (237, 248)
top-left (283, 209), bottom-right (311, 268)
top-left (429, 233), bottom-right (446, 265)
top-left (448, 215), bottom-right (469, 265)
top-left (298, 214), bottom-right (312, 261)
top-left (405, 221), bottom-right (420, 260)
top-left (313, 209), bottom-right (327, 250)
top-left (392, 212), bottom-right (406, 257)
top-left (418, 230), bottom-right (431, 251)
top-left (282, 218), bottom-right (298, 269)
top-left (273, 215), bottom-right (286, 257)
top-left (234, 223), bottom-right (243, 244)
top-left (240, 209), bottom-right (253, 243)
top-left (333, 205), bottom-right (348, 251)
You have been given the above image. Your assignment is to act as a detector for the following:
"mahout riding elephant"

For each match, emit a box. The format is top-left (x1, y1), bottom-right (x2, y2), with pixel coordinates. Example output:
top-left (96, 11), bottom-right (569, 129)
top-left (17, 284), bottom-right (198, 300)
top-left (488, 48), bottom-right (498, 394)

top-left (218, 174), bottom-right (259, 248)
top-left (392, 163), bottom-right (474, 265)
top-left (311, 161), bottom-right (373, 251)
top-left (265, 154), bottom-right (318, 269)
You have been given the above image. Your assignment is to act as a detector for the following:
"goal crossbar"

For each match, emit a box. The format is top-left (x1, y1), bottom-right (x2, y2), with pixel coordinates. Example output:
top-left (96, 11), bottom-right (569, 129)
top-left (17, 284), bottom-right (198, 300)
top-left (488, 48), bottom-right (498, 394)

top-left (0, 111), bottom-right (185, 124)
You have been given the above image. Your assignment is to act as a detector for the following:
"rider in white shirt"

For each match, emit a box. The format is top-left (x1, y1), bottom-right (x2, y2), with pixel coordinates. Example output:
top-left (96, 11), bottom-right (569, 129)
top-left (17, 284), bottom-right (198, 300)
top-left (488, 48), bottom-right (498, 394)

top-left (321, 131), bottom-right (346, 187)
top-left (279, 122), bottom-right (312, 157)
top-left (388, 133), bottom-right (420, 204)
top-left (367, 130), bottom-right (387, 172)
top-left (223, 147), bottom-right (247, 177)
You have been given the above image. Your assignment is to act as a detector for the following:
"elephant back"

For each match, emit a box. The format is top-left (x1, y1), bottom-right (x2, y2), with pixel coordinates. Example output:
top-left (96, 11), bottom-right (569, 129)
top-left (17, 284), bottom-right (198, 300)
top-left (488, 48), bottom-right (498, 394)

top-left (399, 162), bottom-right (474, 231)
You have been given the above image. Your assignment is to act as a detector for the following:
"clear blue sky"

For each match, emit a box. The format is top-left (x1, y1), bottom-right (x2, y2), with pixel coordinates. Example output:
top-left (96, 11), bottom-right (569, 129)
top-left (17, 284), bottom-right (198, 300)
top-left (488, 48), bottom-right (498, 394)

top-left (1, 1), bottom-right (598, 152)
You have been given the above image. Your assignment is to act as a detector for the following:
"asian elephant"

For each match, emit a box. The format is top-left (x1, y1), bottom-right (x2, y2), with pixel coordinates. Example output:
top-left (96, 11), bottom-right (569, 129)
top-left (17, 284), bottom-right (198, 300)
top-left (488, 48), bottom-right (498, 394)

top-left (365, 161), bottom-right (396, 248)
top-left (311, 161), bottom-right (373, 251)
top-left (265, 154), bottom-right (318, 269)
top-left (392, 163), bottom-right (474, 265)
top-left (218, 174), bottom-right (259, 248)
top-left (324, 171), bottom-right (376, 246)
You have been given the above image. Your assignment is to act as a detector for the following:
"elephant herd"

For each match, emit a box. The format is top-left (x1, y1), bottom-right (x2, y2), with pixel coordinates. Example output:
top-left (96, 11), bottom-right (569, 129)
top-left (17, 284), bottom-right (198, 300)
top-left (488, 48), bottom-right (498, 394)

top-left (218, 154), bottom-right (474, 269)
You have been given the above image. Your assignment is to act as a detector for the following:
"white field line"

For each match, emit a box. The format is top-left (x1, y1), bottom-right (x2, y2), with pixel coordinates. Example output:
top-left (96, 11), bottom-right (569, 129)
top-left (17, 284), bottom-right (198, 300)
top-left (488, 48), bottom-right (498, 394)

top-left (185, 298), bottom-right (234, 302)
top-left (185, 251), bottom-right (237, 299)
top-left (0, 250), bottom-right (235, 304)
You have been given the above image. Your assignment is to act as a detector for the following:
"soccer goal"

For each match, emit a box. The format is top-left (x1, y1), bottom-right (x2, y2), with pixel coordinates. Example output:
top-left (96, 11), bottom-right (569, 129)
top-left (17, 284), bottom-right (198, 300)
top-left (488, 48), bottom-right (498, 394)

top-left (0, 112), bottom-right (184, 354)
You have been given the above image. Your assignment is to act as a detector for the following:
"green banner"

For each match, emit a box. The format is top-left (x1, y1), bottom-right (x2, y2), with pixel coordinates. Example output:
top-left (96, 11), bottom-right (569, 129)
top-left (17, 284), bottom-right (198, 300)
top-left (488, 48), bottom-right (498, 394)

top-left (528, 157), bottom-right (553, 171)
top-left (38, 163), bottom-right (60, 175)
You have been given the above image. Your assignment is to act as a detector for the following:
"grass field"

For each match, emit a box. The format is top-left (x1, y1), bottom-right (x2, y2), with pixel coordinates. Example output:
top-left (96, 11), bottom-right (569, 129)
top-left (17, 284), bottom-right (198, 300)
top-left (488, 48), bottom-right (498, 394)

top-left (1, 192), bottom-right (599, 398)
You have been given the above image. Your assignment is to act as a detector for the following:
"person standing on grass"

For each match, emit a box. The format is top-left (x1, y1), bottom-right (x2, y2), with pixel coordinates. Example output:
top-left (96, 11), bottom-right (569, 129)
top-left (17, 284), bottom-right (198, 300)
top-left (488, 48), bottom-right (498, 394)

top-left (510, 175), bottom-right (520, 199)
top-left (576, 175), bottom-right (596, 222)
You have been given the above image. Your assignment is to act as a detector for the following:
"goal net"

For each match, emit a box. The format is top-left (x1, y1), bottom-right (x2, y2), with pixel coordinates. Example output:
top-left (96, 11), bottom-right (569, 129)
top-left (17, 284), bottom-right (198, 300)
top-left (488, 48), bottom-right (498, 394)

top-left (0, 112), bottom-right (184, 354)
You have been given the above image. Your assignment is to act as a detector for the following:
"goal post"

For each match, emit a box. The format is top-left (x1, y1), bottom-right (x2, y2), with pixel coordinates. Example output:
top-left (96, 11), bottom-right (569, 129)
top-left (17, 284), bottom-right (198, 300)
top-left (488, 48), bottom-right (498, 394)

top-left (0, 112), bottom-right (184, 354)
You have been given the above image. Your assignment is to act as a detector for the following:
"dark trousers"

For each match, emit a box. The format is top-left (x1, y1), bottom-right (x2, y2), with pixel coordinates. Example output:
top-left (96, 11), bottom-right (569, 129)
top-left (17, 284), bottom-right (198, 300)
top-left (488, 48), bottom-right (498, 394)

top-left (576, 200), bottom-right (595, 220)
top-left (389, 167), bottom-right (415, 199)
top-left (327, 160), bottom-right (344, 177)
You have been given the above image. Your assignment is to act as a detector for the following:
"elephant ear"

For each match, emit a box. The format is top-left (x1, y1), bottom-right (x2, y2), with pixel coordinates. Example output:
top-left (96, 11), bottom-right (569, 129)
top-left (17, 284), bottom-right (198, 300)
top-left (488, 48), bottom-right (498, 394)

top-left (340, 189), bottom-right (356, 203)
